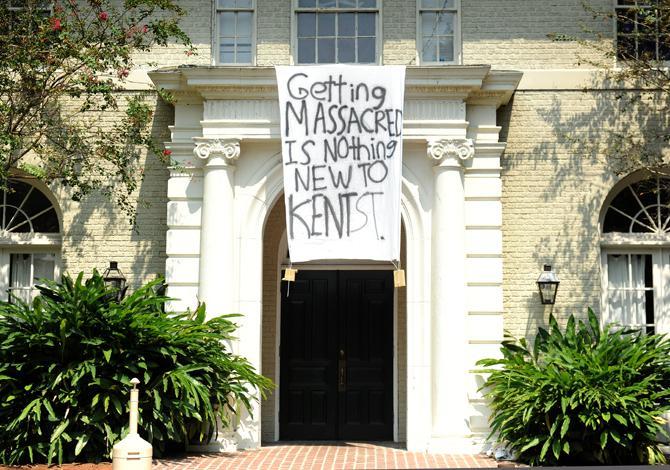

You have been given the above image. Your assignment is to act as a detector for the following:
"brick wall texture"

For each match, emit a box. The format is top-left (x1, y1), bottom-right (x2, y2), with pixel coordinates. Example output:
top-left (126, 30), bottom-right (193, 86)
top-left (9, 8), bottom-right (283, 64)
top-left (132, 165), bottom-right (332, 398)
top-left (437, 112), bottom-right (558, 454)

top-left (55, 93), bottom-right (170, 289)
top-left (500, 90), bottom-right (627, 337)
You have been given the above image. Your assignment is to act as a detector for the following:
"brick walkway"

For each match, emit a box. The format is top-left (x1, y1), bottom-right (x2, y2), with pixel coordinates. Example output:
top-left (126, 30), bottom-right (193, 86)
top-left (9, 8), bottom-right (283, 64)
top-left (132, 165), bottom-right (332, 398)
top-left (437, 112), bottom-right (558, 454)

top-left (154, 442), bottom-right (499, 469)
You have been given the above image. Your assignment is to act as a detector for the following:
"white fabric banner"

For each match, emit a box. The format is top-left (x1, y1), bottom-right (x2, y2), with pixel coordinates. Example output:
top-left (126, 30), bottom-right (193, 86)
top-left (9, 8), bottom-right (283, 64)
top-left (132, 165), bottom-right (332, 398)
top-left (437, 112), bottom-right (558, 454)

top-left (276, 65), bottom-right (405, 263)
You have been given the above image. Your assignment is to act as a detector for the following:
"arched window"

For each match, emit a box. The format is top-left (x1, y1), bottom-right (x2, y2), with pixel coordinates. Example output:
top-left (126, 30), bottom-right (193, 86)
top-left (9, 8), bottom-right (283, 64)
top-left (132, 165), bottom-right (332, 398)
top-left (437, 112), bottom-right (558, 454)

top-left (0, 180), bottom-right (61, 303)
top-left (601, 174), bottom-right (670, 335)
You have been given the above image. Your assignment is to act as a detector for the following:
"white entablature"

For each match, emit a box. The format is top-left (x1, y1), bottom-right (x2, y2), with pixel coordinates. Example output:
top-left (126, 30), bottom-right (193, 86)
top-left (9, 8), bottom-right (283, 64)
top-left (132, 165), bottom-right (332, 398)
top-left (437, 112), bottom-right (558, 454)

top-left (150, 66), bottom-right (521, 144)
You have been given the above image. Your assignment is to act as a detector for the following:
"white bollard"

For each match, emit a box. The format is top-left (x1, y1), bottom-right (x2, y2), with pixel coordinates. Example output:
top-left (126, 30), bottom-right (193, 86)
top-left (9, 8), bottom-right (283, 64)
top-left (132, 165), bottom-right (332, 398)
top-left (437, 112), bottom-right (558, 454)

top-left (112, 378), bottom-right (153, 470)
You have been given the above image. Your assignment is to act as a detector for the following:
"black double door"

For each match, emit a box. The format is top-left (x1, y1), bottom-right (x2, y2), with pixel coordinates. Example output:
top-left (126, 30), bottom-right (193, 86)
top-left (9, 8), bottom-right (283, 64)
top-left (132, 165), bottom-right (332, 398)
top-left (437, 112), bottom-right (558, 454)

top-left (280, 270), bottom-right (394, 441)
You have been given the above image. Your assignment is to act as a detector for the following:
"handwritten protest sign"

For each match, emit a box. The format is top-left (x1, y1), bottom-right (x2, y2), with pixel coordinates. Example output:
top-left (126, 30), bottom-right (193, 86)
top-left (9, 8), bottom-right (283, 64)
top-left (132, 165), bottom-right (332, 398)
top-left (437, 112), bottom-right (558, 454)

top-left (276, 65), bottom-right (405, 263)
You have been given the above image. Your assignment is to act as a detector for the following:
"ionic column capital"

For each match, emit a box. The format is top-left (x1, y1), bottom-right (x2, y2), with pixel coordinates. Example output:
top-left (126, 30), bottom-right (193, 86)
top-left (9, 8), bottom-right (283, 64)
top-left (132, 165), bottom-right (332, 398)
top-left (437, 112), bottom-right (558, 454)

top-left (427, 138), bottom-right (475, 167)
top-left (193, 138), bottom-right (240, 167)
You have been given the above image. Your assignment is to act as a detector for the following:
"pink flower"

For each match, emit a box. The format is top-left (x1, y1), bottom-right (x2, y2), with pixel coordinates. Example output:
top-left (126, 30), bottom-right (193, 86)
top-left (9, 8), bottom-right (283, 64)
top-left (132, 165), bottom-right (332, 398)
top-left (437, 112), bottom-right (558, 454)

top-left (163, 149), bottom-right (172, 157)
top-left (117, 68), bottom-right (129, 78)
top-left (142, 24), bottom-right (149, 33)
top-left (50, 17), bottom-right (62, 31)
top-left (184, 50), bottom-right (194, 56)
top-left (98, 11), bottom-right (109, 21)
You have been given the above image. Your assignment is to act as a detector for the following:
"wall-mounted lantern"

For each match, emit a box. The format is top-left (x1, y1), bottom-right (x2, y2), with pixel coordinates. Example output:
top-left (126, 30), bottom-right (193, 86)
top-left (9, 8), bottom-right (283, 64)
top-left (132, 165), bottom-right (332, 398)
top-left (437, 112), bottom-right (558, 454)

top-left (103, 261), bottom-right (127, 302)
top-left (537, 264), bottom-right (559, 305)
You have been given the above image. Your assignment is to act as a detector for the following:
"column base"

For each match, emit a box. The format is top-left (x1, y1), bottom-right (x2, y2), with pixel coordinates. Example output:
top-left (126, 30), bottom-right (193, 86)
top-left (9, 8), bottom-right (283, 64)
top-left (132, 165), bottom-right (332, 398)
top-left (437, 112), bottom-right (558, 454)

top-left (427, 435), bottom-right (484, 454)
top-left (187, 433), bottom-right (238, 453)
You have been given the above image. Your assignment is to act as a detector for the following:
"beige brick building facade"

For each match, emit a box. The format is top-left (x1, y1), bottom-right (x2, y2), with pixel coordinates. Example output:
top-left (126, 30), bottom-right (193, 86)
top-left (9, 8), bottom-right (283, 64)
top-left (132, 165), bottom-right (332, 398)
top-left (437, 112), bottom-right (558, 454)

top-left (11, 0), bottom-right (665, 454)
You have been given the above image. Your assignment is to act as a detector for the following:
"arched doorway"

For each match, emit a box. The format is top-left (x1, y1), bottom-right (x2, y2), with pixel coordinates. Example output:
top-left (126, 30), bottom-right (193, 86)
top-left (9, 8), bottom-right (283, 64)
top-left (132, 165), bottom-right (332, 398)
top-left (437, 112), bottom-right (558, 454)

top-left (260, 196), bottom-right (407, 443)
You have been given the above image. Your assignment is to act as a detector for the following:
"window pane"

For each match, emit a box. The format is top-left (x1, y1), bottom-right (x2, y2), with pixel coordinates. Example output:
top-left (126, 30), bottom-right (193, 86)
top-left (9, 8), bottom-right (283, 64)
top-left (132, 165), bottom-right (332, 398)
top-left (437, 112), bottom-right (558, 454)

top-left (422, 36), bottom-right (437, 61)
top-left (298, 13), bottom-right (316, 37)
top-left (339, 13), bottom-right (355, 36)
top-left (319, 0), bottom-right (336, 7)
top-left (616, 9), bottom-right (636, 35)
top-left (439, 36), bottom-right (454, 62)
top-left (357, 36), bottom-right (375, 62)
top-left (659, 34), bottom-right (670, 60)
top-left (358, 0), bottom-right (376, 7)
top-left (422, 12), bottom-right (437, 38)
top-left (639, 35), bottom-right (657, 58)
top-left (617, 34), bottom-right (636, 59)
top-left (299, 0), bottom-right (316, 6)
top-left (298, 38), bottom-right (316, 63)
top-left (220, 40), bottom-right (235, 63)
top-left (236, 0), bottom-right (252, 7)
top-left (338, 38), bottom-right (356, 62)
top-left (318, 38), bottom-right (336, 62)
top-left (33, 253), bottom-right (55, 283)
top-left (220, 12), bottom-right (235, 35)
top-left (358, 12), bottom-right (375, 36)
top-left (10, 254), bottom-right (31, 288)
top-left (318, 13), bottom-right (336, 36)
top-left (436, 11), bottom-right (455, 35)
top-left (237, 41), bottom-right (252, 63)
top-left (218, 0), bottom-right (237, 7)
top-left (339, 0), bottom-right (356, 6)
top-left (237, 12), bottom-right (252, 38)
top-left (31, 208), bottom-right (59, 233)
top-left (421, 0), bottom-right (455, 8)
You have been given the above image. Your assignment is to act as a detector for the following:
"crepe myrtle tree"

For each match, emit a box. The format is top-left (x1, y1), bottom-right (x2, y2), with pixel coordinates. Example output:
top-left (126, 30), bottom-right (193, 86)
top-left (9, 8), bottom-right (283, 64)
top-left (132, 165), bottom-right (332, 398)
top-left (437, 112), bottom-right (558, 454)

top-left (549, 1), bottom-right (670, 179)
top-left (0, 0), bottom-right (192, 224)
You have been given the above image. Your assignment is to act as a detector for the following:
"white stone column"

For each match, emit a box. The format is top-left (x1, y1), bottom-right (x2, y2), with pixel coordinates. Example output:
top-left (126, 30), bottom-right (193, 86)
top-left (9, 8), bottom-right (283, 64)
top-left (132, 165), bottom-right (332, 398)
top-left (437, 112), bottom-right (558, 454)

top-left (193, 138), bottom-right (240, 318)
top-left (427, 138), bottom-right (475, 452)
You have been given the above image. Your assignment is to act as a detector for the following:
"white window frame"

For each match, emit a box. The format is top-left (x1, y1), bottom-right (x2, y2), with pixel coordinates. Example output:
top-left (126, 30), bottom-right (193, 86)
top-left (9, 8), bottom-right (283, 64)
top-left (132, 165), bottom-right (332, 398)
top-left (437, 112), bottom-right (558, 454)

top-left (600, 249), bottom-right (670, 333)
top-left (613, 0), bottom-right (670, 63)
top-left (600, 172), bottom-right (670, 335)
top-left (0, 248), bottom-right (61, 303)
top-left (291, 0), bottom-right (382, 65)
top-left (416, 0), bottom-right (461, 65)
top-left (213, 0), bottom-right (256, 66)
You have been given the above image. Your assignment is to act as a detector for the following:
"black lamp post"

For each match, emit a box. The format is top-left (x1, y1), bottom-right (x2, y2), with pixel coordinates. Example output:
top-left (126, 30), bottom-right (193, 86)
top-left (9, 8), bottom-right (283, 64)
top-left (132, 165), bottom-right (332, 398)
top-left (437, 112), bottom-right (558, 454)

top-left (537, 264), bottom-right (559, 305)
top-left (103, 261), bottom-right (127, 301)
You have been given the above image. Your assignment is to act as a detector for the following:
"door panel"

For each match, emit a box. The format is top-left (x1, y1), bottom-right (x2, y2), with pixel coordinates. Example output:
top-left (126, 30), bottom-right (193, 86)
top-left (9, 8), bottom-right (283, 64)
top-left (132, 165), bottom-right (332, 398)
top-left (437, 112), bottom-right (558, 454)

top-left (280, 271), bottom-right (338, 439)
top-left (338, 271), bottom-right (394, 440)
top-left (279, 270), bottom-right (393, 441)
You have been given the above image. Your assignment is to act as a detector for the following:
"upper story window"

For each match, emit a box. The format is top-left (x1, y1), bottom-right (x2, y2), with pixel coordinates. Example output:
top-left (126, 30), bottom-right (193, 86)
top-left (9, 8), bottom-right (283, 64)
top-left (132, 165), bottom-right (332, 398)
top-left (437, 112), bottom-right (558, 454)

top-left (295, 0), bottom-right (378, 64)
top-left (5, 0), bottom-right (52, 31)
top-left (6, 0), bottom-right (52, 16)
top-left (216, 0), bottom-right (254, 64)
top-left (418, 0), bottom-right (460, 64)
top-left (615, 0), bottom-right (670, 61)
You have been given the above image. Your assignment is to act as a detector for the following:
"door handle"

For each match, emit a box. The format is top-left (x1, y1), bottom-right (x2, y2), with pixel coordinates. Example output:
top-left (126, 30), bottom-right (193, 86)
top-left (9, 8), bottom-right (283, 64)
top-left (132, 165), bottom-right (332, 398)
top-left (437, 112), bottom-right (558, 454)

top-left (338, 349), bottom-right (346, 392)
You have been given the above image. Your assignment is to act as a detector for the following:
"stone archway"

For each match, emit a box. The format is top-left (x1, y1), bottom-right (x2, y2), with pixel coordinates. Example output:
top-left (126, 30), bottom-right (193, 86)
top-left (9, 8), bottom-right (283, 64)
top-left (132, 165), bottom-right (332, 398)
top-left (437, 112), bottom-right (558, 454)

top-left (259, 196), bottom-right (409, 443)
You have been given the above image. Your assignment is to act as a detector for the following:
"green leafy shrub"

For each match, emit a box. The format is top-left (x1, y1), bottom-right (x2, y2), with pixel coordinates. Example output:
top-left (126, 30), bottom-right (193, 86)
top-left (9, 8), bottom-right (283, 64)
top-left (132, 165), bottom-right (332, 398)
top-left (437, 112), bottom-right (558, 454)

top-left (0, 273), bottom-right (273, 465)
top-left (477, 308), bottom-right (670, 465)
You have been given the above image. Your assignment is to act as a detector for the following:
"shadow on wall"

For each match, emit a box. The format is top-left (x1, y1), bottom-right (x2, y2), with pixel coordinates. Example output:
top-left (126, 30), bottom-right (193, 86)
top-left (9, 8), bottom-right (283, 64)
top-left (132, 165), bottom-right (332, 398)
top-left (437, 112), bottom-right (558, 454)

top-left (59, 96), bottom-right (172, 290)
top-left (498, 75), bottom-right (669, 339)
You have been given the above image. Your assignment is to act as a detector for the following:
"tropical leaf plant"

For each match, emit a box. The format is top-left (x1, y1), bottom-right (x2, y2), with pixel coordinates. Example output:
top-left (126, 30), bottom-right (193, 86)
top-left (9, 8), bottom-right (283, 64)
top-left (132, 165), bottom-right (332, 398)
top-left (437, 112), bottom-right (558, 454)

top-left (0, 272), bottom-right (273, 465)
top-left (477, 308), bottom-right (670, 465)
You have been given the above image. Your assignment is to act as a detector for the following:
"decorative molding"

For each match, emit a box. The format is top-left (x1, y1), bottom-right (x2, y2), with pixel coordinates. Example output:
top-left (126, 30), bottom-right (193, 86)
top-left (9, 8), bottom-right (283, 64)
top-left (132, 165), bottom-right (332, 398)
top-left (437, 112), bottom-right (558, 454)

top-left (427, 138), bottom-right (475, 165)
top-left (205, 100), bottom-right (279, 120)
top-left (193, 138), bottom-right (240, 165)
top-left (404, 100), bottom-right (465, 121)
